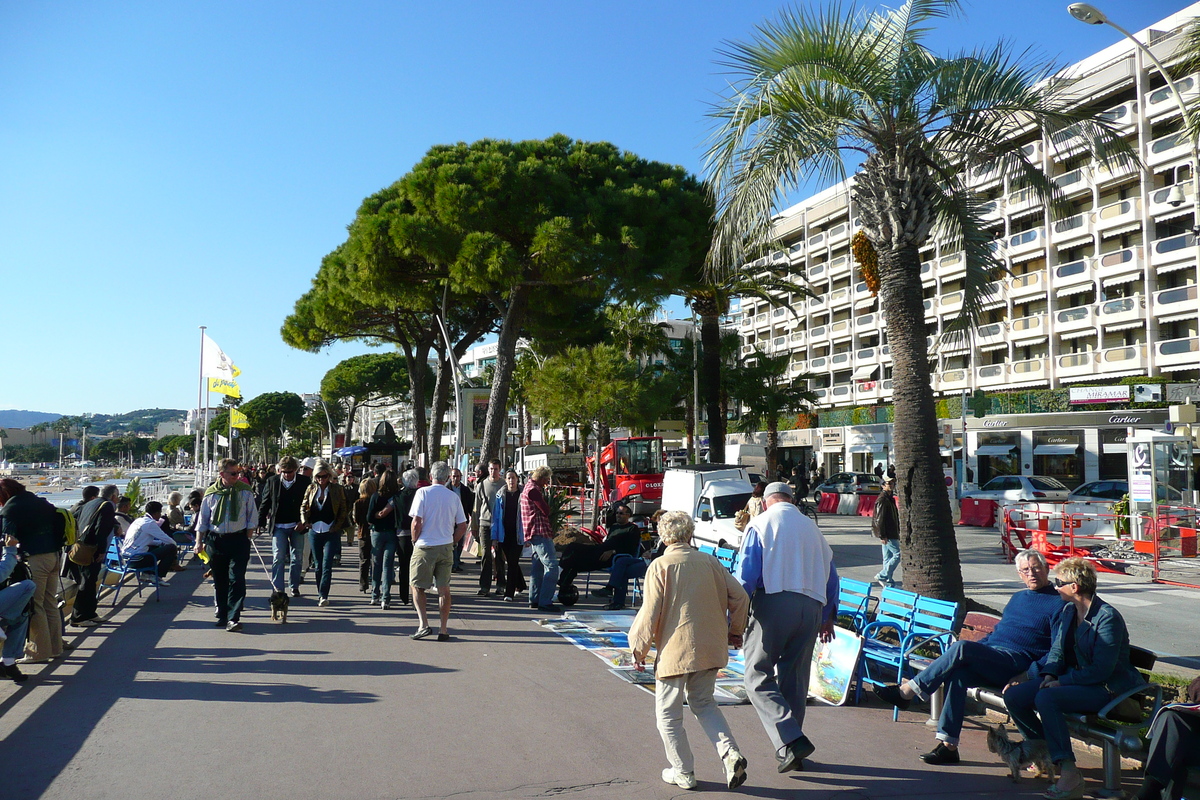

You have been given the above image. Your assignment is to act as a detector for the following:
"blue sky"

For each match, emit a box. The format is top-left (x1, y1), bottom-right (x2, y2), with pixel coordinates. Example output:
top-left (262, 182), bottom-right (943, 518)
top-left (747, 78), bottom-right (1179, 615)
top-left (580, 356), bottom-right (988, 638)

top-left (0, 0), bottom-right (1188, 417)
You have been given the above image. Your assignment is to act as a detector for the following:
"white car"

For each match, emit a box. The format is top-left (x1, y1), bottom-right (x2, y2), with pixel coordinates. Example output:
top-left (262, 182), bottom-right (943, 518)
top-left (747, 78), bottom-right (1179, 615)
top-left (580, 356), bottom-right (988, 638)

top-left (962, 475), bottom-right (1070, 503)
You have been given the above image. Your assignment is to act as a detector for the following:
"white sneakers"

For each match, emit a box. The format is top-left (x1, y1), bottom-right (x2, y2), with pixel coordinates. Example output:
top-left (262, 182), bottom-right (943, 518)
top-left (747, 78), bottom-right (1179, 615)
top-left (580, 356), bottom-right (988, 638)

top-left (661, 768), bottom-right (697, 790)
top-left (317, 597), bottom-right (328, 607)
top-left (722, 749), bottom-right (748, 790)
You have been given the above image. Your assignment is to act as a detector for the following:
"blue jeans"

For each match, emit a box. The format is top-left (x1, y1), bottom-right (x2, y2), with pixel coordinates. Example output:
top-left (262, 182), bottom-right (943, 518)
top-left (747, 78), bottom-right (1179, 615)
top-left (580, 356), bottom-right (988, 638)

top-left (607, 553), bottom-right (647, 606)
top-left (875, 539), bottom-right (900, 587)
top-left (0, 580), bottom-right (35, 662)
top-left (528, 537), bottom-right (559, 607)
top-left (1004, 678), bottom-right (1112, 765)
top-left (370, 530), bottom-right (398, 602)
top-left (308, 530), bottom-right (338, 599)
top-left (910, 641), bottom-right (1032, 744)
top-left (271, 526), bottom-right (306, 592)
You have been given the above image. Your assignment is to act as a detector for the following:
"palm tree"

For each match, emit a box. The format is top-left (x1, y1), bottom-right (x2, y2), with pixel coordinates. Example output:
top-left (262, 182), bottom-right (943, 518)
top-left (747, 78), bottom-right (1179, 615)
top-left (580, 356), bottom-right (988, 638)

top-left (706, 0), bottom-right (1130, 600)
top-left (683, 268), bottom-right (810, 464)
top-left (728, 350), bottom-right (817, 477)
top-left (603, 302), bottom-right (670, 362)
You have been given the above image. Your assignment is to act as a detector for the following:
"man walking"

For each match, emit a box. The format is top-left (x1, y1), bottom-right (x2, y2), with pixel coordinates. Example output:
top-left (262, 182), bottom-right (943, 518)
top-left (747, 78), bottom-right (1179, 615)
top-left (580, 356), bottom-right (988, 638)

top-left (874, 549), bottom-right (1064, 765)
top-left (197, 458), bottom-right (258, 632)
top-left (872, 478), bottom-right (900, 588)
top-left (256, 456), bottom-right (311, 598)
top-left (473, 459), bottom-right (505, 597)
top-left (630, 511), bottom-right (751, 790)
top-left (520, 466), bottom-right (560, 612)
top-left (448, 468), bottom-right (472, 573)
top-left (734, 481), bottom-right (838, 772)
top-left (70, 484), bottom-right (120, 628)
top-left (409, 461), bottom-right (467, 641)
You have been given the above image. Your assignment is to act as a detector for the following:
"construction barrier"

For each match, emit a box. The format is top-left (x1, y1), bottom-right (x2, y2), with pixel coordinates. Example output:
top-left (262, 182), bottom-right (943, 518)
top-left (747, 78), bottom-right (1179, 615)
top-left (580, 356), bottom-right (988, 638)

top-left (837, 493), bottom-right (860, 516)
top-left (959, 498), bottom-right (999, 527)
top-left (818, 492), bottom-right (840, 514)
top-left (857, 494), bottom-right (878, 516)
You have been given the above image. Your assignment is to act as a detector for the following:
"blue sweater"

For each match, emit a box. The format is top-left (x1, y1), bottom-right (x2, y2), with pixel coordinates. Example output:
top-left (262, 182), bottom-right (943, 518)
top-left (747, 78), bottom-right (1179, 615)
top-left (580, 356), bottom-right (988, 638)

top-left (982, 585), bottom-right (1065, 662)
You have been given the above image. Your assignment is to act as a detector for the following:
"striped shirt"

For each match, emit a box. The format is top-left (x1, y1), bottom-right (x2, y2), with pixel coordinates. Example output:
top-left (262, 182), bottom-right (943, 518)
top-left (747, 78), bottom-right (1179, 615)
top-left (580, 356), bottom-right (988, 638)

top-left (519, 481), bottom-right (552, 542)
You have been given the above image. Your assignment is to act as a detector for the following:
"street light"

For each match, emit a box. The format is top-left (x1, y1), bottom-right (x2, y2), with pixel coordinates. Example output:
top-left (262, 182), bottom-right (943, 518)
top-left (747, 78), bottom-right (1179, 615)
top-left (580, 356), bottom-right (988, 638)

top-left (1068, 3), bottom-right (1200, 238)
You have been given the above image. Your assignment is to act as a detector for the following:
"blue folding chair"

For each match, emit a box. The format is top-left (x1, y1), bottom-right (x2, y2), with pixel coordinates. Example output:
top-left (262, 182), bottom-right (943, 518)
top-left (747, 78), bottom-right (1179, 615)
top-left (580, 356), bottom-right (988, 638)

top-left (101, 540), bottom-right (161, 605)
top-left (855, 586), bottom-right (918, 709)
top-left (837, 577), bottom-right (876, 632)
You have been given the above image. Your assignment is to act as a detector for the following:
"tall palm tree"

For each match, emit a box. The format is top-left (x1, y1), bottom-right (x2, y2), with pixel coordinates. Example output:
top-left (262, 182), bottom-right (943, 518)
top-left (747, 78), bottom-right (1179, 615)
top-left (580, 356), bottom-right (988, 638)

top-left (706, 0), bottom-right (1130, 600)
top-left (728, 350), bottom-right (817, 477)
top-left (683, 268), bottom-right (810, 464)
top-left (603, 302), bottom-right (670, 362)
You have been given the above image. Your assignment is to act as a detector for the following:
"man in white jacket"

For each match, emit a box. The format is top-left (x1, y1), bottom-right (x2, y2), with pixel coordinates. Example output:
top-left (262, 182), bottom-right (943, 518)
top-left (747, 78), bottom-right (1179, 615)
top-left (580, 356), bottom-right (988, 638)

top-left (734, 482), bottom-right (838, 774)
top-left (122, 501), bottom-right (185, 578)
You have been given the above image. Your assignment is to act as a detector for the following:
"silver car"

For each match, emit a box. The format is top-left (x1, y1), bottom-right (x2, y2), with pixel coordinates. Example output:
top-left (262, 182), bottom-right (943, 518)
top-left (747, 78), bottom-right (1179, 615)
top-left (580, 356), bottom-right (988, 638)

top-left (963, 475), bottom-right (1070, 503)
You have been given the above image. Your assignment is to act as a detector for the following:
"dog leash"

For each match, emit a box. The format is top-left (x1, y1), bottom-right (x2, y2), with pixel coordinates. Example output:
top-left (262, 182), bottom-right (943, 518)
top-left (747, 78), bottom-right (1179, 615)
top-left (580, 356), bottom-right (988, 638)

top-left (248, 535), bottom-right (277, 587)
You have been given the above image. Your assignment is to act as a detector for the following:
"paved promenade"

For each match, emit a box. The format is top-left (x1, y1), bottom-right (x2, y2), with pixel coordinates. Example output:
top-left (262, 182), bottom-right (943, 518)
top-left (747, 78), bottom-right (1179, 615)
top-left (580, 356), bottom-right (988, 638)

top-left (0, 527), bottom-right (1170, 800)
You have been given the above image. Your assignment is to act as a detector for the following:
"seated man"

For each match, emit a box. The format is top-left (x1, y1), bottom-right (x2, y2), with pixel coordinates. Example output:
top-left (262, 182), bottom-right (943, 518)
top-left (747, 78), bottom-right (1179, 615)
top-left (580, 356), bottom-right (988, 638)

top-left (1133, 675), bottom-right (1200, 800)
top-left (121, 501), bottom-right (186, 578)
top-left (874, 549), bottom-right (1064, 765)
top-left (558, 503), bottom-right (642, 591)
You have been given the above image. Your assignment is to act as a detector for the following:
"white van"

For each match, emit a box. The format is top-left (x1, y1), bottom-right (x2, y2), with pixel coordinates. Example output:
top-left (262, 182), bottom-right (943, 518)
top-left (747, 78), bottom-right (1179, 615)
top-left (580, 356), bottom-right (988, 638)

top-left (723, 444), bottom-right (768, 475)
top-left (660, 465), bottom-right (754, 551)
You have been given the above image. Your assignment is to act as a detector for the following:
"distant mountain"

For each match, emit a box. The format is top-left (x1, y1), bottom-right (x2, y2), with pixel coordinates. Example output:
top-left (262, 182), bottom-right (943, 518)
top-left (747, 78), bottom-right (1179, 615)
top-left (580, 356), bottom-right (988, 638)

top-left (0, 410), bottom-right (62, 428)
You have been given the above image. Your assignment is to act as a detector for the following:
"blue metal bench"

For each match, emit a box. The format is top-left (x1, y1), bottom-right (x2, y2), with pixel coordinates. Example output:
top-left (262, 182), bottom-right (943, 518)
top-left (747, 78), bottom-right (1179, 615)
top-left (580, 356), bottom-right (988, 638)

top-left (836, 577), bottom-right (876, 633)
top-left (854, 586), bottom-right (919, 709)
top-left (101, 540), bottom-right (161, 605)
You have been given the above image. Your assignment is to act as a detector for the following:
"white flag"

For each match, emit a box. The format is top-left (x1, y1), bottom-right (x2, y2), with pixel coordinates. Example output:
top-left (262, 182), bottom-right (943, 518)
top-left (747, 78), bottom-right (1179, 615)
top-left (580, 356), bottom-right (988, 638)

top-left (202, 333), bottom-right (241, 380)
top-left (216, 434), bottom-right (230, 448)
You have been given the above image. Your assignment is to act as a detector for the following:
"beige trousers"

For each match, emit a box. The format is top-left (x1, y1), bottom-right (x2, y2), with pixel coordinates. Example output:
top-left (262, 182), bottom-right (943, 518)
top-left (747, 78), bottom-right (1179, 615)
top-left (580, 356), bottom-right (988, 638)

top-left (655, 668), bottom-right (738, 775)
top-left (25, 551), bottom-right (64, 661)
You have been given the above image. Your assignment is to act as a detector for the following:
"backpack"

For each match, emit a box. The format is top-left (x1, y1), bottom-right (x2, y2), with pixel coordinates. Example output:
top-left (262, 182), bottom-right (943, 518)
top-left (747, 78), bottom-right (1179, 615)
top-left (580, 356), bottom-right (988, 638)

top-left (54, 506), bottom-right (78, 548)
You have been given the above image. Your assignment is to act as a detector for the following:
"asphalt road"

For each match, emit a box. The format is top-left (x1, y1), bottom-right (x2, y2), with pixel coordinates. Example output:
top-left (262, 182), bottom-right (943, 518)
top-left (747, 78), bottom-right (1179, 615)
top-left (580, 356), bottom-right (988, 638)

top-left (0, 523), bottom-right (1190, 800)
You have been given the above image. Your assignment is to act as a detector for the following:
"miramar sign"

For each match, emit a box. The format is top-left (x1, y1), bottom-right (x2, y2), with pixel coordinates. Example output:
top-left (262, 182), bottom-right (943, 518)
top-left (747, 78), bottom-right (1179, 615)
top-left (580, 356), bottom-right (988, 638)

top-left (1069, 386), bottom-right (1131, 405)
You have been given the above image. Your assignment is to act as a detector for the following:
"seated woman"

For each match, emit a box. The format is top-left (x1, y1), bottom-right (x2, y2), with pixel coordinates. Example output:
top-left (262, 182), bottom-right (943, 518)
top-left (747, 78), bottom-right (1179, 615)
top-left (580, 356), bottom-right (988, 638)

top-left (557, 503), bottom-right (642, 592)
top-left (1002, 557), bottom-right (1144, 800)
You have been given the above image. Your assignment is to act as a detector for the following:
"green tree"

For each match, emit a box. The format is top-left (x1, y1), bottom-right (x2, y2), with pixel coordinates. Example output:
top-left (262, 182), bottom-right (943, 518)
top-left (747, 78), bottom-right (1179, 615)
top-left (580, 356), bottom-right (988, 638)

top-left (320, 352), bottom-right (413, 446)
top-left (728, 351), bottom-right (817, 476)
top-left (388, 135), bottom-right (712, 464)
top-left (706, 0), bottom-right (1130, 600)
top-left (238, 392), bottom-right (307, 464)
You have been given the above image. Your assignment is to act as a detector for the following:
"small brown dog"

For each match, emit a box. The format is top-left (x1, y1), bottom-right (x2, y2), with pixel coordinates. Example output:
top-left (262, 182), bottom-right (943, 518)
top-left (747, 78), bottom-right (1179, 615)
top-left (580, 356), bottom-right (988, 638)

top-left (986, 724), bottom-right (1055, 783)
top-left (269, 590), bottom-right (289, 623)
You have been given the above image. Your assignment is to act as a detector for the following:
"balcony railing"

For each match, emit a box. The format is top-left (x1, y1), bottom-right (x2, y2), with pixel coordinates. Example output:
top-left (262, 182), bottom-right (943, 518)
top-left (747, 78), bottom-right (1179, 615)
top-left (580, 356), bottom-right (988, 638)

top-left (940, 291), bottom-right (964, 314)
top-left (1010, 314), bottom-right (1045, 339)
top-left (1056, 304), bottom-right (1094, 332)
top-left (976, 363), bottom-right (1009, 387)
top-left (1054, 258), bottom-right (1094, 288)
top-left (1097, 344), bottom-right (1147, 373)
top-left (1148, 131), bottom-right (1190, 167)
top-left (1098, 295), bottom-right (1143, 325)
top-left (1008, 270), bottom-right (1045, 297)
top-left (1150, 233), bottom-right (1196, 268)
top-left (977, 322), bottom-right (1006, 346)
top-left (1008, 226), bottom-right (1046, 258)
top-left (1056, 351), bottom-right (1095, 377)
top-left (1149, 183), bottom-right (1195, 217)
top-left (1053, 168), bottom-right (1091, 196)
top-left (1010, 358), bottom-right (1046, 379)
top-left (1156, 336), bottom-right (1200, 367)
top-left (1154, 283), bottom-right (1199, 314)
top-left (1051, 212), bottom-right (1090, 244)
top-left (1095, 198), bottom-right (1141, 233)
top-left (1147, 75), bottom-right (1199, 119)
top-left (1097, 247), bottom-right (1142, 277)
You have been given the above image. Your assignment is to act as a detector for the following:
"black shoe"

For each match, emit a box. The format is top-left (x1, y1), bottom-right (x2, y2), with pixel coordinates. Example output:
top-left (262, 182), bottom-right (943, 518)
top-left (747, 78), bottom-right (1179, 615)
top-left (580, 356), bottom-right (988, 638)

top-left (437, 633), bottom-right (451, 642)
top-left (529, 603), bottom-right (540, 610)
top-left (875, 684), bottom-right (912, 711)
top-left (476, 589), bottom-right (490, 597)
top-left (776, 736), bottom-right (815, 773)
top-left (602, 601), bottom-right (626, 611)
top-left (591, 586), bottom-right (614, 598)
top-left (919, 743), bottom-right (960, 765)
top-left (451, 565), bottom-right (466, 573)
top-left (3, 663), bottom-right (28, 683)
top-left (214, 619), bottom-right (228, 628)
top-left (537, 604), bottom-right (561, 613)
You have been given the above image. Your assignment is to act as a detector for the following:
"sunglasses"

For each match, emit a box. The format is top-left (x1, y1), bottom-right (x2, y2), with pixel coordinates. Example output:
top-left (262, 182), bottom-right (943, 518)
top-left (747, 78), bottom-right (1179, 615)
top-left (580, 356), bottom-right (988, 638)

top-left (316, 474), bottom-right (332, 480)
top-left (1052, 577), bottom-right (1075, 588)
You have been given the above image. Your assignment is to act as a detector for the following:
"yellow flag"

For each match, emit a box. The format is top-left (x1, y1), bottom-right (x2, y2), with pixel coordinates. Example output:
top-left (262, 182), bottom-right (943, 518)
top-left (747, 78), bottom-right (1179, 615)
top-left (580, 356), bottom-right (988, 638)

top-left (208, 378), bottom-right (241, 398)
top-left (230, 408), bottom-right (250, 429)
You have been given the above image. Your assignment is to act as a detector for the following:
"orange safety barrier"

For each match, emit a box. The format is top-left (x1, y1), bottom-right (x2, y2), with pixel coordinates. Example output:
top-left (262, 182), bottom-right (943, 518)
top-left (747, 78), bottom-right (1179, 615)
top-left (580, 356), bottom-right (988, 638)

top-left (857, 494), bottom-right (878, 516)
top-left (959, 498), bottom-right (999, 527)
top-left (818, 492), bottom-right (840, 514)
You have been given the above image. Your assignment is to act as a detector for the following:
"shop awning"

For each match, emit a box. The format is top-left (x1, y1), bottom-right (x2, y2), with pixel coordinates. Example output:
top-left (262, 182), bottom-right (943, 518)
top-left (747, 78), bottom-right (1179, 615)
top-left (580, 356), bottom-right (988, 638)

top-left (1011, 249), bottom-right (1044, 264)
top-left (979, 342), bottom-right (1009, 352)
top-left (1102, 272), bottom-right (1141, 287)
top-left (852, 365), bottom-right (879, 381)
top-left (1158, 310), bottom-right (1199, 324)
top-left (848, 444), bottom-right (888, 454)
top-left (975, 445), bottom-right (1016, 456)
top-left (940, 446), bottom-right (964, 456)
top-left (1101, 443), bottom-right (1129, 454)
top-left (1153, 207), bottom-right (1195, 224)
top-left (1103, 320), bottom-right (1145, 332)
top-left (1059, 328), bottom-right (1097, 339)
top-left (1158, 259), bottom-right (1196, 274)
top-left (1100, 222), bottom-right (1142, 239)
top-left (1055, 283), bottom-right (1095, 297)
top-left (1034, 444), bottom-right (1079, 455)
top-left (1014, 336), bottom-right (1048, 347)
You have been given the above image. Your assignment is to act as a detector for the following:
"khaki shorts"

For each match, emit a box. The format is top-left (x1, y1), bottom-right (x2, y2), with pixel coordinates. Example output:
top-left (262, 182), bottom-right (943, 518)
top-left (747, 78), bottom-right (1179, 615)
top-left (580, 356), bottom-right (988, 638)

top-left (410, 543), bottom-right (454, 590)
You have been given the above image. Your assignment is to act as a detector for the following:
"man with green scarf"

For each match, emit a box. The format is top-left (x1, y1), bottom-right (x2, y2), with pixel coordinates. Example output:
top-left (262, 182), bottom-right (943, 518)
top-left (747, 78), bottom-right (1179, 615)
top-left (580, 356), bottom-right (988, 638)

top-left (197, 458), bottom-right (258, 632)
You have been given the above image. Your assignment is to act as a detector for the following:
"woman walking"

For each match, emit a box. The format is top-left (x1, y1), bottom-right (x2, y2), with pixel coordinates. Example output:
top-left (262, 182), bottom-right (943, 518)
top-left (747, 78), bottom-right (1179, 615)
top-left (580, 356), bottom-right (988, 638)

top-left (300, 462), bottom-right (349, 607)
top-left (393, 469), bottom-right (421, 605)
top-left (491, 469), bottom-right (527, 602)
top-left (367, 472), bottom-right (399, 608)
top-left (353, 477), bottom-right (377, 595)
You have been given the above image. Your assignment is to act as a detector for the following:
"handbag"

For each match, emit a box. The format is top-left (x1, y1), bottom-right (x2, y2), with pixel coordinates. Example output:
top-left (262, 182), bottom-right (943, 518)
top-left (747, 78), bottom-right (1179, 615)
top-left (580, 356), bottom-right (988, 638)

top-left (68, 542), bottom-right (98, 566)
top-left (734, 508), bottom-right (751, 532)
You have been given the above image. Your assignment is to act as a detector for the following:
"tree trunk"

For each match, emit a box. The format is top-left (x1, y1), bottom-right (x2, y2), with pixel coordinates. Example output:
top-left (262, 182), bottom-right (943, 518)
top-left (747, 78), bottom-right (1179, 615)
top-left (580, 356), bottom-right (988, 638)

top-left (700, 313), bottom-right (725, 463)
top-left (402, 341), bottom-right (431, 460)
top-left (766, 414), bottom-right (779, 478)
top-left (480, 287), bottom-right (529, 464)
top-left (684, 395), bottom-right (696, 464)
top-left (428, 352), bottom-right (452, 464)
top-left (342, 399), bottom-right (358, 447)
top-left (879, 244), bottom-right (964, 602)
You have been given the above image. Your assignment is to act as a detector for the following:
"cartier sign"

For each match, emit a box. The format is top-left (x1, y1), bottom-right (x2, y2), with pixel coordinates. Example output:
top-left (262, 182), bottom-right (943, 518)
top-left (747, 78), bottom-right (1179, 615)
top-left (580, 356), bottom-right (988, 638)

top-left (983, 420), bottom-right (1010, 428)
top-left (1108, 415), bottom-right (1141, 424)
top-left (966, 409), bottom-right (1166, 430)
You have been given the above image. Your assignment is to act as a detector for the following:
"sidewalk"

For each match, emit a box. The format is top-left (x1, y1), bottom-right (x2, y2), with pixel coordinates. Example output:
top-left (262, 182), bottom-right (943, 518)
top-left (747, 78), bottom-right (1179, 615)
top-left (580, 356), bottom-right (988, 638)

top-left (0, 542), bottom-right (1132, 800)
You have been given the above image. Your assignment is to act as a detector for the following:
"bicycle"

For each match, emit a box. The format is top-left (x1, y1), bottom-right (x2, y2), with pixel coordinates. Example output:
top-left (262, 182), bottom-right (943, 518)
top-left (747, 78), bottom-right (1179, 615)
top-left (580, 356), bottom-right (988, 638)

top-left (795, 497), bottom-right (819, 523)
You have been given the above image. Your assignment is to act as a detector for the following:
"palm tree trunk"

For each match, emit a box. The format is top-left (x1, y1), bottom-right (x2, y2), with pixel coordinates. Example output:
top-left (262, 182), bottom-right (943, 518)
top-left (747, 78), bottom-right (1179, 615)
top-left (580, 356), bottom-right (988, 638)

top-left (766, 414), bottom-right (779, 477)
top-left (879, 244), bottom-right (964, 602)
top-left (701, 313), bottom-right (725, 463)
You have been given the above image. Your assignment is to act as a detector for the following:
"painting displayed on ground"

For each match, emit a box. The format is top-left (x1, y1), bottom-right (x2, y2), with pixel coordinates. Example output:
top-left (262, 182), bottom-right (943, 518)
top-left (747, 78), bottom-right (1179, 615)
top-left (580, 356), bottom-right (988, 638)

top-left (809, 628), bottom-right (863, 706)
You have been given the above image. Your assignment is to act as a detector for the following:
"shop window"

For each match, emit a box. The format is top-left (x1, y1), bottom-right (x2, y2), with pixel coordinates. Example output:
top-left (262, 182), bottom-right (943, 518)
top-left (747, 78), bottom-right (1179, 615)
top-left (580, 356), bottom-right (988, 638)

top-left (1032, 430), bottom-right (1083, 489)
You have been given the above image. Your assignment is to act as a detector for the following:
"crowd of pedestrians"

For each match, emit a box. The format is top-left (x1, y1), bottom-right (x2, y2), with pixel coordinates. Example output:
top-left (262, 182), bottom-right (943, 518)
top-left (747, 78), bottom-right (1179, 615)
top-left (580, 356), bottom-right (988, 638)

top-left (0, 457), bottom-right (1195, 799)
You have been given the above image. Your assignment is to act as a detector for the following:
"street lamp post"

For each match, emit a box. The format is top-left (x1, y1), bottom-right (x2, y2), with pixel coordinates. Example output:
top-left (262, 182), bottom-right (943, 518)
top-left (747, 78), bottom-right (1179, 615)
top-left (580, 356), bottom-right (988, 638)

top-left (1068, 4), bottom-right (1200, 268)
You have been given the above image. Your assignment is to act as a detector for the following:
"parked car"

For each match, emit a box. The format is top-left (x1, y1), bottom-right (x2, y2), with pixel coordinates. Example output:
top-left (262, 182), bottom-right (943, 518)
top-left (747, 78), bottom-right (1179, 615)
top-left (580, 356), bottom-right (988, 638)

top-left (962, 475), bottom-right (1069, 503)
top-left (1068, 480), bottom-right (1184, 504)
top-left (814, 472), bottom-right (883, 499)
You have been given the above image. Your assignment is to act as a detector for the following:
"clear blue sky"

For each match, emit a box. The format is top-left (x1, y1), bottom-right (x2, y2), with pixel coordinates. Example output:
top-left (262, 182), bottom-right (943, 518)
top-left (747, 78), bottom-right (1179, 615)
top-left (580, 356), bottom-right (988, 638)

top-left (0, 0), bottom-right (1188, 417)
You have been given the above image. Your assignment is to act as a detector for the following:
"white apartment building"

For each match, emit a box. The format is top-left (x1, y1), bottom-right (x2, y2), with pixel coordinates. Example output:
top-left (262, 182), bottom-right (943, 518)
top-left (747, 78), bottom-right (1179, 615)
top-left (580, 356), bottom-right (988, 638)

top-left (735, 5), bottom-right (1200, 489)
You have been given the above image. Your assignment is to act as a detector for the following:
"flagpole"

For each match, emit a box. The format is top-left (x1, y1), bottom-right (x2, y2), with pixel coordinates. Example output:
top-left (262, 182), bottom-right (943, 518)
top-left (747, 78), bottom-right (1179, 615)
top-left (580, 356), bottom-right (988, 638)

top-left (196, 326), bottom-right (206, 486)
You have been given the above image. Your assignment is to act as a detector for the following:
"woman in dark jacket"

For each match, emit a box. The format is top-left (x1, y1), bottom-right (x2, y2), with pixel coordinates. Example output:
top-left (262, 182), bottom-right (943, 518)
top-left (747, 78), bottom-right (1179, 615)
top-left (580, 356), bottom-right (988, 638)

top-left (366, 471), bottom-right (399, 608)
top-left (871, 479), bottom-right (900, 588)
top-left (0, 479), bottom-right (63, 663)
top-left (353, 477), bottom-right (377, 595)
top-left (490, 470), bottom-right (527, 602)
top-left (1003, 557), bottom-right (1143, 800)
